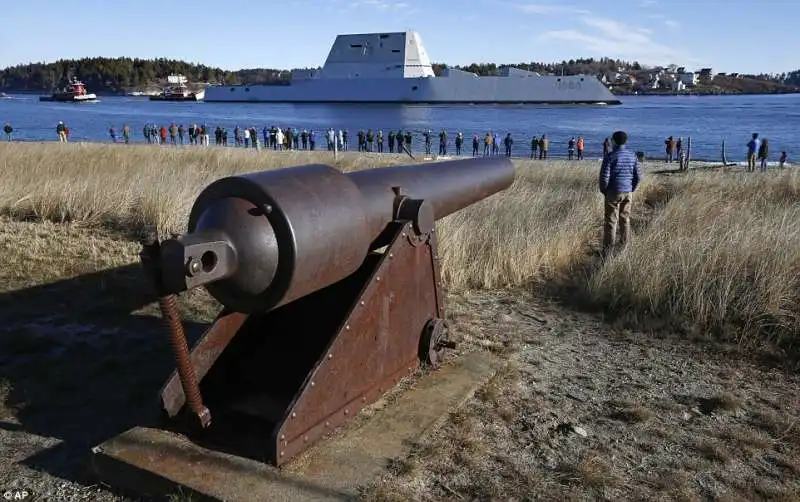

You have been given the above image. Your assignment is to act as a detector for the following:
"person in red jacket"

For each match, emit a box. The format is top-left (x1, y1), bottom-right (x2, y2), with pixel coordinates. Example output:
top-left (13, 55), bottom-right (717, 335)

top-left (159, 126), bottom-right (168, 145)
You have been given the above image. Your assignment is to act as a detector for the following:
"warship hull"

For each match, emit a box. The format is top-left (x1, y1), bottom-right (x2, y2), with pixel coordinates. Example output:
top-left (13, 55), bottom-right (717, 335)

top-left (204, 75), bottom-right (620, 104)
top-left (204, 30), bottom-right (620, 105)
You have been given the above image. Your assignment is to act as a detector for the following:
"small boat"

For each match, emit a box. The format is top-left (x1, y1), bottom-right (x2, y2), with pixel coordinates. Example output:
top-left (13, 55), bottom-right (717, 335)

top-left (149, 74), bottom-right (205, 102)
top-left (39, 77), bottom-right (98, 102)
top-left (0, 92), bottom-right (10, 99)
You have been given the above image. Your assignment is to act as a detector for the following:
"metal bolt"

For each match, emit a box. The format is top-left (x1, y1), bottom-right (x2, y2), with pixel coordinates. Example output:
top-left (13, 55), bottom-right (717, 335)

top-left (311, 381), bottom-right (315, 387)
top-left (402, 233), bottom-right (407, 237)
top-left (281, 434), bottom-right (285, 440)
top-left (304, 436), bottom-right (308, 442)
top-left (328, 353), bottom-right (333, 359)
top-left (280, 451), bottom-right (285, 457)
top-left (389, 253), bottom-right (394, 259)
top-left (360, 300), bottom-right (365, 306)
top-left (362, 397), bottom-right (367, 403)
top-left (376, 276), bottom-right (381, 282)
top-left (291, 412), bottom-right (296, 418)
top-left (263, 204), bottom-right (273, 214)
top-left (325, 421), bottom-right (330, 427)
top-left (188, 260), bottom-right (201, 276)
top-left (344, 409), bottom-right (349, 415)
top-left (345, 324), bottom-right (350, 330)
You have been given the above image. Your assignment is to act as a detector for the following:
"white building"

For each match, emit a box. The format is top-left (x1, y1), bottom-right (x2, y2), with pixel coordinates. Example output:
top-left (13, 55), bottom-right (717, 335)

top-left (678, 72), bottom-right (698, 86)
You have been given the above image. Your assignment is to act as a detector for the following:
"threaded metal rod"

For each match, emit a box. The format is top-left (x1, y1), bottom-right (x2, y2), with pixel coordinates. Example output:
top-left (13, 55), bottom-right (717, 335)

top-left (140, 231), bottom-right (211, 429)
top-left (157, 294), bottom-right (211, 428)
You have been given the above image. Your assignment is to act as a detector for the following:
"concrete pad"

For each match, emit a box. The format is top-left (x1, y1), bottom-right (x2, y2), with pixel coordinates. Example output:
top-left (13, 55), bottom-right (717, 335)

top-left (91, 351), bottom-right (499, 502)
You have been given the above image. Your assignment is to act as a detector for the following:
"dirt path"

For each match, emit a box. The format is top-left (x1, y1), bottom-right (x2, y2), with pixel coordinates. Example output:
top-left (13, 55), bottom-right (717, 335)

top-left (365, 290), bottom-right (800, 501)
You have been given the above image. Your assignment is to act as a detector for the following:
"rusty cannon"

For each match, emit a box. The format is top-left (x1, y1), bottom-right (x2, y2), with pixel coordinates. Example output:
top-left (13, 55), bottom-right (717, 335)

top-left (138, 156), bottom-right (515, 467)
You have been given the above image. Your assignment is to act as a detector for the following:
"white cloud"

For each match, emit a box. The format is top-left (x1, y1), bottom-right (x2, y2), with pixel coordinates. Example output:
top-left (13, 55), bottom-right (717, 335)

top-left (538, 15), bottom-right (689, 64)
top-left (648, 13), bottom-right (680, 30)
top-left (347, 0), bottom-right (410, 10)
top-left (515, 3), bottom-right (590, 15)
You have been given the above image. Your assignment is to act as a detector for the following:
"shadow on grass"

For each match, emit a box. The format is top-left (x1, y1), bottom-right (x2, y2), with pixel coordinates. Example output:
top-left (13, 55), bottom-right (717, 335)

top-left (0, 264), bottom-right (354, 502)
top-left (0, 264), bottom-right (212, 501)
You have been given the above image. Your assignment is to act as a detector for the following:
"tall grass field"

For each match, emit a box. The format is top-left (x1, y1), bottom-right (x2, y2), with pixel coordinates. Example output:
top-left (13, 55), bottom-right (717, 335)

top-left (1, 141), bottom-right (798, 358)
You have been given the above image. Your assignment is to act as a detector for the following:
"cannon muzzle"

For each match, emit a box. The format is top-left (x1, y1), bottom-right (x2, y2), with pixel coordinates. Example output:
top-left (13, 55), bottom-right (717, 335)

top-left (158, 157), bottom-right (514, 314)
top-left (142, 156), bottom-right (515, 467)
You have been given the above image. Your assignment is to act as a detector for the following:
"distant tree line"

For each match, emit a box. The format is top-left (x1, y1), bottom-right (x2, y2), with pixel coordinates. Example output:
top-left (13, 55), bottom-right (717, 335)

top-left (0, 57), bottom-right (293, 93)
top-left (1, 56), bottom-right (798, 94)
top-left (431, 57), bottom-right (644, 77)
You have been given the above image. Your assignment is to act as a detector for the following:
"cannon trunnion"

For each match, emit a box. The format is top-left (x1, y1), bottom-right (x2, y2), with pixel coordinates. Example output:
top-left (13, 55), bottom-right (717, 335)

top-left (140, 157), bottom-right (515, 467)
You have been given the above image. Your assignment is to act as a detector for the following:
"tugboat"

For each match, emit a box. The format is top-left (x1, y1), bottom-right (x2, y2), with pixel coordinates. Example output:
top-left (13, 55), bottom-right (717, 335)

top-left (149, 75), bottom-right (205, 101)
top-left (39, 77), bottom-right (98, 102)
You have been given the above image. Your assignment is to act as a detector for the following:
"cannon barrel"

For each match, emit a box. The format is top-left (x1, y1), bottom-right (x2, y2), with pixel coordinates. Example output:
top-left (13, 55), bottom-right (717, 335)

top-left (158, 156), bottom-right (514, 313)
top-left (348, 157), bottom-right (516, 242)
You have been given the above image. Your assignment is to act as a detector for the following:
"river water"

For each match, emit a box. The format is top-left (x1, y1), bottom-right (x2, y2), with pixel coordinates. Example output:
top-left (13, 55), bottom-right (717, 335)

top-left (0, 93), bottom-right (797, 160)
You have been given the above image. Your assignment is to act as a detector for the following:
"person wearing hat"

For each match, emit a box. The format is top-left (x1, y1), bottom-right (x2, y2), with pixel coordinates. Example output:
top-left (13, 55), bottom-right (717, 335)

top-left (598, 130), bottom-right (642, 255)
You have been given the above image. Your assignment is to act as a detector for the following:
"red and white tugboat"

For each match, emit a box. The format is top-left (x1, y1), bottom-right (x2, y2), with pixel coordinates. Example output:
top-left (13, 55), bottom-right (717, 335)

top-left (39, 77), bottom-right (98, 102)
top-left (149, 74), bottom-right (205, 102)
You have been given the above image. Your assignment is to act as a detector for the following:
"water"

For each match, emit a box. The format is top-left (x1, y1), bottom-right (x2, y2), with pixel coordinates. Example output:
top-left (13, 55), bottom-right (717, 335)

top-left (0, 93), bottom-right (797, 160)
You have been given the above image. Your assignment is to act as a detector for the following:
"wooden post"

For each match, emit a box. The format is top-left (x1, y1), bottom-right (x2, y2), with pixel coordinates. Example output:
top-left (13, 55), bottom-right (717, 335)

top-left (721, 139), bottom-right (728, 166)
top-left (683, 137), bottom-right (692, 171)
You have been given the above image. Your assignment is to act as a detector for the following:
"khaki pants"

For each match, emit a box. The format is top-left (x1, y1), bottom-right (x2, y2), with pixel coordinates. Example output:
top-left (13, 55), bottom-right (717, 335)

top-left (747, 152), bottom-right (756, 171)
top-left (604, 192), bottom-right (632, 251)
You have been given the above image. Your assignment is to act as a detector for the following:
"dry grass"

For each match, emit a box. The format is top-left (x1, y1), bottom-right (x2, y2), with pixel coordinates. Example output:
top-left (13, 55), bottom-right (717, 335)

top-left (587, 172), bottom-right (800, 355)
top-left (1, 141), bottom-right (798, 358)
top-left (1, 142), bottom-right (799, 501)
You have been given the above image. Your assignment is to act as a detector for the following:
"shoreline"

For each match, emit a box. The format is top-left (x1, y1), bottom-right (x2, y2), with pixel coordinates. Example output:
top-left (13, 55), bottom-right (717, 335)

top-left (5, 90), bottom-right (800, 99)
top-left (1, 139), bottom-right (788, 167)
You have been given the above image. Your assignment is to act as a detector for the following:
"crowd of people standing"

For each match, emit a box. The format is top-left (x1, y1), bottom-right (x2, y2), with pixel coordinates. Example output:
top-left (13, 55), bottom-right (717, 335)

top-left (0, 120), bottom-right (791, 169)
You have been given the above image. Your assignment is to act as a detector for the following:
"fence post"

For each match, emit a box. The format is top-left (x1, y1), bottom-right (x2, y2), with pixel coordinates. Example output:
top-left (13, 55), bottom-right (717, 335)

top-left (683, 137), bottom-right (692, 171)
top-left (721, 139), bottom-right (728, 166)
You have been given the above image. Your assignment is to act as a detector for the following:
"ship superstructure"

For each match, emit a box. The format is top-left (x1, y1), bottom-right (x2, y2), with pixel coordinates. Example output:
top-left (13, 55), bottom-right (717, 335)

top-left (204, 31), bottom-right (621, 104)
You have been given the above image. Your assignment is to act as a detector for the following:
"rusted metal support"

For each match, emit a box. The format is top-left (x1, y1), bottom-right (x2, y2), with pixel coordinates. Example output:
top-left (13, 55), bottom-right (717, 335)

top-left (139, 232), bottom-right (211, 429)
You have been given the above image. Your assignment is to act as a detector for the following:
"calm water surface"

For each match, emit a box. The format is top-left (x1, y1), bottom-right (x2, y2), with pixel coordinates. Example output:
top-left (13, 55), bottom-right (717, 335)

top-left (0, 93), bottom-right (797, 160)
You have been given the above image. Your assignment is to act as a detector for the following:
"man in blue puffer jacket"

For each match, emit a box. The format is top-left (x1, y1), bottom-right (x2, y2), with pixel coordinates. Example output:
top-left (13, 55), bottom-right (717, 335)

top-left (599, 130), bottom-right (643, 254)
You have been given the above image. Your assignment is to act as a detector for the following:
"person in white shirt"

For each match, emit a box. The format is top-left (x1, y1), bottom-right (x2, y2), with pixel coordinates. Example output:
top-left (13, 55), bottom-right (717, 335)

top-left (276, 128), bottom-right (285, 150)
top-left (327, 128), bottom-right (335, 150)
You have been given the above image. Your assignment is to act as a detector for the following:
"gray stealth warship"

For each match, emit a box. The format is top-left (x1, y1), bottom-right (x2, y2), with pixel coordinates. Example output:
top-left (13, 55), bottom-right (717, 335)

top-left (204, 31), bottom-right (621, 105)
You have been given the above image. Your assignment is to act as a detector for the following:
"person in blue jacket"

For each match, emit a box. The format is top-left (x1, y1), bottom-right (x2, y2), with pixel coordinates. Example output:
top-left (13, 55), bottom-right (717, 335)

top-left (599, 130), bottom-right (643, 255)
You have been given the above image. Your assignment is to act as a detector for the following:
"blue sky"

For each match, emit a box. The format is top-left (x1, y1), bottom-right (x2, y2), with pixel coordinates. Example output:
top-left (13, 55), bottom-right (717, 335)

top-left (0, 0), bottom-right (794, 74)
